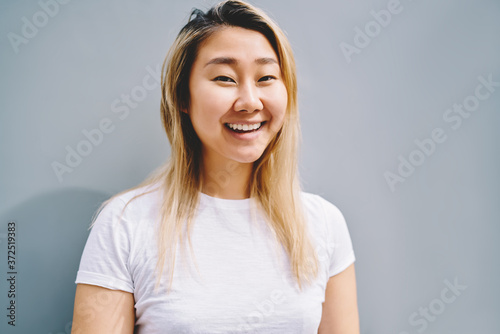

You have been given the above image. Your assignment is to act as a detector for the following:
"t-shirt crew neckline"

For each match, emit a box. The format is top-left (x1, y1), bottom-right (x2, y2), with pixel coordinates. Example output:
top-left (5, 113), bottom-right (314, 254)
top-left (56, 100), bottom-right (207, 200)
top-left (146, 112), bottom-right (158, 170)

top-left (199, 191), bottom-right (252, 210)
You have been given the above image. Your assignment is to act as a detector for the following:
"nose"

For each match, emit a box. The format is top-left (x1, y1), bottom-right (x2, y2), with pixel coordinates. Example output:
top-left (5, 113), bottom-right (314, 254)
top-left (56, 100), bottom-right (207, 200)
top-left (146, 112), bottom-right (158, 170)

top-left (234, 82), bottom-right (263, 113)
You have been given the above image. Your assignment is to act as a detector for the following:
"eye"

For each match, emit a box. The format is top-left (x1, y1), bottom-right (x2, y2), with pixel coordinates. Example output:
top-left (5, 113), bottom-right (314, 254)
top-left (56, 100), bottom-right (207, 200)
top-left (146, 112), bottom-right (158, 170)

top-left (258, 75), bottom-right (276, 82)
top-left (213, 76), bottom-right (235, 83)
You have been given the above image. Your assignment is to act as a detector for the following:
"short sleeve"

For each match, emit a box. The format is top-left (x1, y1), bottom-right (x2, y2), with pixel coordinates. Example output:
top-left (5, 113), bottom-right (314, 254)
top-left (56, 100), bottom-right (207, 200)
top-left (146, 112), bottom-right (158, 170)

top-left (75, 197), bottom-right (134, 292)
top-left (319, 196), bottom-right (356, 277)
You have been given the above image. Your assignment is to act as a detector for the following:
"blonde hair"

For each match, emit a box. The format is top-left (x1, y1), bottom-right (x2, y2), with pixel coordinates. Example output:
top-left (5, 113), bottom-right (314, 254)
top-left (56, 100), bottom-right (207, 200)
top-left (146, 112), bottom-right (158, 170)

top-left (92, 0), bottom-right (318, 293)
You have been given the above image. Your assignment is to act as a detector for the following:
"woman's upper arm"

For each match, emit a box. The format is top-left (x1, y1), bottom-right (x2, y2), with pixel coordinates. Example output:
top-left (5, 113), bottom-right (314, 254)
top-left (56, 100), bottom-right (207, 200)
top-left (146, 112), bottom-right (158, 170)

top-left (318, 263), bottom-right (360, 334)
top-left (72, 283), bottom-right (135, 334)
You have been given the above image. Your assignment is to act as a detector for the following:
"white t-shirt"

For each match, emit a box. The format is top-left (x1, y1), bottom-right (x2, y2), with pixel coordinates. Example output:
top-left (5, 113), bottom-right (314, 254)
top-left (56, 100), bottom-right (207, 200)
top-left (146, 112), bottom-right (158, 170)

top-left (75, 185), bottom-right (355, 333)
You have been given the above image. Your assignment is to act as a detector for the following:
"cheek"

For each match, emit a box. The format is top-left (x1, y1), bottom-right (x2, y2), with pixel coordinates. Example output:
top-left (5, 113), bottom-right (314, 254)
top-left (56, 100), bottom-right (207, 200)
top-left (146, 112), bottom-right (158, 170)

top-left (190, 87), bottom-right (226, 128)
top-left (266, 85), bottom-right (288, 131)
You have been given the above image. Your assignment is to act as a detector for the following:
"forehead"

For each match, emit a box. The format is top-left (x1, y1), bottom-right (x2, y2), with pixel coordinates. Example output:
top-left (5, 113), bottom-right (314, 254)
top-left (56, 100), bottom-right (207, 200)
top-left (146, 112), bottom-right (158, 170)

top-left (195, 26), bottom-right (279, 65)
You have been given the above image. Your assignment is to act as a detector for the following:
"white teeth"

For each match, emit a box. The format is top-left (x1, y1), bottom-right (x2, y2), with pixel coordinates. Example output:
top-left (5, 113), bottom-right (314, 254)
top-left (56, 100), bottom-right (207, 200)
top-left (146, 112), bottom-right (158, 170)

top-left (227, 122), bottom-right (262, 131)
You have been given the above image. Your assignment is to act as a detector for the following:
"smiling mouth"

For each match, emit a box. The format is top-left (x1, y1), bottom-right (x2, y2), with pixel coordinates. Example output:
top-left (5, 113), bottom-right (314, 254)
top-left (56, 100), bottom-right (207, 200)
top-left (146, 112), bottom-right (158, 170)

top-left (225, 121), bottom-right (266, 133)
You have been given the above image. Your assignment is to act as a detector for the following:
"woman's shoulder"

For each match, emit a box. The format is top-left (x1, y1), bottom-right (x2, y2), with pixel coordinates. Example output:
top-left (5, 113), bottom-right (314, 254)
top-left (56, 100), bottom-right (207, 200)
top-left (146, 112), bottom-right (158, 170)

top-left (101, 182), bottom-right (163, 220)
top-left (299, 191), bottom-right (348, 234)
top-left (117, 182), bottom-right (162, 203)
top-left (299, 191), bottom-right (344, 219)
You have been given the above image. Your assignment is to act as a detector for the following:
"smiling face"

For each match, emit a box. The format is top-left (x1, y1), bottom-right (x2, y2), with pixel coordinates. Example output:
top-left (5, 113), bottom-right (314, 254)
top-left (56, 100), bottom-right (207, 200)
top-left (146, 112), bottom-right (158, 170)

top-left (187, 26), bottom-right (287, 169)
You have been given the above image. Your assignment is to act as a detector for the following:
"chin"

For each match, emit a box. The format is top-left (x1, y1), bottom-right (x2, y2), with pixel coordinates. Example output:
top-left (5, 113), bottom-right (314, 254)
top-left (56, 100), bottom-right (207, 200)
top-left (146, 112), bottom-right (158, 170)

top-left (231, 150), bottom-right (266, 164)
top-left (233, 156), bottom-right (261, 164)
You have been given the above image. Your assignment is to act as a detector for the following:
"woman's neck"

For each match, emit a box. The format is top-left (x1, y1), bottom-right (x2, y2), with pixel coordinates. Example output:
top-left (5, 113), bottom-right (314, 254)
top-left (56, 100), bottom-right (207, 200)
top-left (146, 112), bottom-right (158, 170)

top-left (200, 157), bottom-right (253, 199)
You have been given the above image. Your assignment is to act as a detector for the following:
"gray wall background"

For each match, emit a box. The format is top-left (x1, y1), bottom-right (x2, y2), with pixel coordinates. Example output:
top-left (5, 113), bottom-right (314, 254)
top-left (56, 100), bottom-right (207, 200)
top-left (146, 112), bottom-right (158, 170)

top-left (1, 0), bottom-right (499, 333)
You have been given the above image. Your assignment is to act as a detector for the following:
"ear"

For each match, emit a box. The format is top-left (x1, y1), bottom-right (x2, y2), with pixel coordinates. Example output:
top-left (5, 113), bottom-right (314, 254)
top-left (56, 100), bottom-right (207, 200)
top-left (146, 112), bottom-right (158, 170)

top-left (181, 101), bottom-right (190, 114)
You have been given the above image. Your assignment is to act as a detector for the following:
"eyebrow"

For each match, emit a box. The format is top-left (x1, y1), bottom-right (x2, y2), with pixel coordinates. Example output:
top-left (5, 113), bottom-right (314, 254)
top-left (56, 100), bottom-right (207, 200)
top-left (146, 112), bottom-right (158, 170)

top-left (204, 57), bottom-right (278, 67)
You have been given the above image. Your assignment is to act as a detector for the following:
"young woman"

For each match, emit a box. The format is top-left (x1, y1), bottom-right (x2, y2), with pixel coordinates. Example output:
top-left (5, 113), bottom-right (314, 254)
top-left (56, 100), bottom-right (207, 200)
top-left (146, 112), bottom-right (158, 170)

top-left (72, 1), bottom-right (359, 333)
